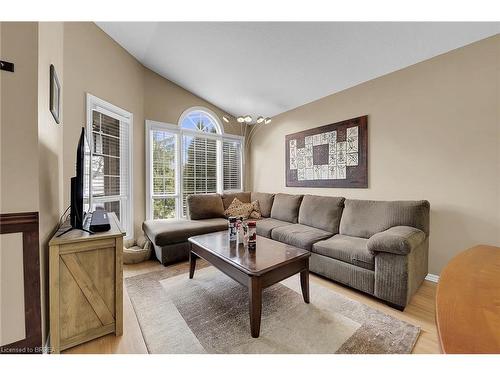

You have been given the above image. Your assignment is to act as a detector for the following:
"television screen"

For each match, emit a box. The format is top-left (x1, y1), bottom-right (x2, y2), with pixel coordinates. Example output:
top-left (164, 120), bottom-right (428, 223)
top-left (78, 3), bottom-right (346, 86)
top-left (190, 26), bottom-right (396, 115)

top-left (71, 127), bottom-right (92, 229)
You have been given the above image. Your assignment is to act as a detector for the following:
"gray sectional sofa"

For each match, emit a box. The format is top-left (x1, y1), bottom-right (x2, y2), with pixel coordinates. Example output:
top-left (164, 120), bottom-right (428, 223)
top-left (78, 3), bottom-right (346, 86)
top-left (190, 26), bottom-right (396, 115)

top-left (143, 192), bottom-right (430, 310)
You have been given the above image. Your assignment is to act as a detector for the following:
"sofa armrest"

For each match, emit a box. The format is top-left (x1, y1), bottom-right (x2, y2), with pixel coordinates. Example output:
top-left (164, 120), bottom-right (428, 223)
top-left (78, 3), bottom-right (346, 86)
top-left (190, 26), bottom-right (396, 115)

top-left (368, 226), bottom-right (425, 255)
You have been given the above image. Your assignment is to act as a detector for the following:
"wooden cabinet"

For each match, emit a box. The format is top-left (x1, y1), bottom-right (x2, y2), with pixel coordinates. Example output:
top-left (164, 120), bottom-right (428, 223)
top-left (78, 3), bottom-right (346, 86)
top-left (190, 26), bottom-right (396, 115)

top-left (49, 213), bottom-right (125, 353)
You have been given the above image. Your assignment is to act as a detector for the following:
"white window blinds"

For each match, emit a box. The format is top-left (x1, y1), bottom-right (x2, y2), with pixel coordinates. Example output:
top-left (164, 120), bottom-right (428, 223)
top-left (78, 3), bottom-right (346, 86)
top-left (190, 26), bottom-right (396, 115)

top-left (91, 109), bottom-right (130, 230)
top-left (182, 135), bottom-right (217, 216)
top-left (223, 139), bottom-right (242, 191)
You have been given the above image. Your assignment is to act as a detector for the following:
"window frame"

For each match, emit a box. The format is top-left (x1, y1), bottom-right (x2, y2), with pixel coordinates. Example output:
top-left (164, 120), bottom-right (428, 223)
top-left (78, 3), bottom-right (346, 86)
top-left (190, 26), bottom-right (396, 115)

top-left (86, 93), bottom-right (134, 239)
top-left (222, 138), bottom-right (245, 193)
top-left (145, 121), bottom-right (182, 220)
top-left (145, 109), bottom-right (244, 221)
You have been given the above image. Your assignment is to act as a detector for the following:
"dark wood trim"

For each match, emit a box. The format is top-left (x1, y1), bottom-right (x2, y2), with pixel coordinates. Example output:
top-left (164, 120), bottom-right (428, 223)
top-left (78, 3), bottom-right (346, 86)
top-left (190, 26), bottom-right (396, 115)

top-left (0, 212), bottom-right (42, 354)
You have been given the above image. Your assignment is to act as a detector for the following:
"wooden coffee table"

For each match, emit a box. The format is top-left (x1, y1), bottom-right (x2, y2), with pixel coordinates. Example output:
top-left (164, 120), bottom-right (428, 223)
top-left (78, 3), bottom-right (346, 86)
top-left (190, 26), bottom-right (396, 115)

top-left (188, 231), bottom-right (310, 338)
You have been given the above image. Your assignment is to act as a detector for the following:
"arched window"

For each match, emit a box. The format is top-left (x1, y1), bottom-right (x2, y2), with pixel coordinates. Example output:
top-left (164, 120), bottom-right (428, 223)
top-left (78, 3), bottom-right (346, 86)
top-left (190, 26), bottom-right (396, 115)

top-left (146, 107), bottom-right (243, 220)
top-left (179, 108), bottom-right (222, 134)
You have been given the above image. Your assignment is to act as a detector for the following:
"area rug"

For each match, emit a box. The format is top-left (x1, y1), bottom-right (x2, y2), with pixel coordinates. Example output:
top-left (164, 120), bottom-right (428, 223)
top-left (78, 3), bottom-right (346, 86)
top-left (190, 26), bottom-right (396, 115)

top-left (125, 266), bottom-right (420, 354)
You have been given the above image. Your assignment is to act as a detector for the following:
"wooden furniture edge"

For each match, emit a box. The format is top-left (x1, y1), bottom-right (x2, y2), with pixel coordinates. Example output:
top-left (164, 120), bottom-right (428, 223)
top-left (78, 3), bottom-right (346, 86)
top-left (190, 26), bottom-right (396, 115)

top-left (435, 244), bottom-right (500, 354)
top-left (188, 234), bottom-right (310, 276)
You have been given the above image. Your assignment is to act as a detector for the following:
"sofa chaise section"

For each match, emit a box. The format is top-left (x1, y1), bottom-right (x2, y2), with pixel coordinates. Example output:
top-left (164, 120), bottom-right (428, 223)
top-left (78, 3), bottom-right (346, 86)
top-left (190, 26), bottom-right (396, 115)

top-left (143, 218), bottom-right (227, 265)
top-left (143, 193), bottom-right (227, 265)
top-left (144, 192), bottom-right (277, 264)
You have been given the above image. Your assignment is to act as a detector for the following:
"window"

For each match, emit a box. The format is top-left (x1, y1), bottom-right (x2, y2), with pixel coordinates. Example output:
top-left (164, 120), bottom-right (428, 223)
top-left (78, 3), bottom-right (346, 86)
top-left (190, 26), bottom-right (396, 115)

top-left (151, 128), bottom-right (178, 219)
top-left (181, 135), bottom-right (218, 216)
top-left (223, 139), bottom-right (242, 191)
top-left (146, 107), bottom-right (243, 220)
top-left (179, 109), bottom-right (221, 134)
top-left (87, 94), bottom-right (133, 238)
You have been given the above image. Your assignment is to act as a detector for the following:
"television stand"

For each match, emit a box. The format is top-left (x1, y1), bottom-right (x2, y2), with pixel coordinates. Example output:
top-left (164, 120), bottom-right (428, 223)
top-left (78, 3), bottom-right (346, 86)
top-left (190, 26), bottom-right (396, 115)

top-left (49, 212), bottom-right (125, 353)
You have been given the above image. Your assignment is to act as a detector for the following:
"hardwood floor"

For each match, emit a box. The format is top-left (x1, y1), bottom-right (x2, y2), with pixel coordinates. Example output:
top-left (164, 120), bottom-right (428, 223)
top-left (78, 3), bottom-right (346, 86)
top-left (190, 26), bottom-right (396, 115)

top-left (64, 259), bottom-right (440, 354)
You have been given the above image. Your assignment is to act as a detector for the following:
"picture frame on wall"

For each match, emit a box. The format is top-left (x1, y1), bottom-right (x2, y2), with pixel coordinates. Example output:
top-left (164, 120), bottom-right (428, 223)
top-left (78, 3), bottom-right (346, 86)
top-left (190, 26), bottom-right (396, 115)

top-left (49, 64), bottom-right (61, 124)
top-left (285, 115), bottom-right (368, 188)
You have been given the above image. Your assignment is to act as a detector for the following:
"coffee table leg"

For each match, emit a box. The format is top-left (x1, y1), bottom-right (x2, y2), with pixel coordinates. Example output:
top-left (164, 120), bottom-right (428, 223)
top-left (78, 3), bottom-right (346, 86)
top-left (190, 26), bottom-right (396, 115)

top-left (249, 277), bottom-right (262, 338)
top-left (189, 251), bottom-right (198, 279)
top-left (300, 268), bottom-right (310, 304)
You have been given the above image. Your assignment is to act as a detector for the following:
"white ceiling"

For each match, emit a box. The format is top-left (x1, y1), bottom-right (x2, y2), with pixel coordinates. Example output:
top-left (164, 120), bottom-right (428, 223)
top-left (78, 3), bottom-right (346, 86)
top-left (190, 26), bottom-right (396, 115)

top-left (97, 22), bottom-right (499, 118)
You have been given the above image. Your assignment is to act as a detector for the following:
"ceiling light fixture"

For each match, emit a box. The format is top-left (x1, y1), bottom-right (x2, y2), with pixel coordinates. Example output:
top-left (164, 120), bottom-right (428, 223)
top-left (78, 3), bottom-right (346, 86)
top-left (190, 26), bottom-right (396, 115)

top-left (237, 116), bottom-right (245, 123)
top-left (222, 115), bottom-right (230, 123)
top-left (256, 116), bottom-right (264, 124)
top-left (244, 115), bottom-right (252, 123)
top-left (264, 118), bottom-right (272, 125)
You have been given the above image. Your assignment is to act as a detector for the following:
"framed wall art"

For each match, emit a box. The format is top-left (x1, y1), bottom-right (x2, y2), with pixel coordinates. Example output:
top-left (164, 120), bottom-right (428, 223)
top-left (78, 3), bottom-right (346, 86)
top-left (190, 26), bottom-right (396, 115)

top-left (285, 115), bottom-right (367, 188)
top-left (50, 64), bottom-right (61, 124)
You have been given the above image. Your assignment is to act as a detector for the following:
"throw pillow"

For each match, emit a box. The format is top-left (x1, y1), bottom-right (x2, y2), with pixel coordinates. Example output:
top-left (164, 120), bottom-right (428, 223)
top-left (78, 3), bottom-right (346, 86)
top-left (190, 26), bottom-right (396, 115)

top-left (224, 198), bottom-right (254, 219)
top-left (249, 200), bottom-right (262, 219)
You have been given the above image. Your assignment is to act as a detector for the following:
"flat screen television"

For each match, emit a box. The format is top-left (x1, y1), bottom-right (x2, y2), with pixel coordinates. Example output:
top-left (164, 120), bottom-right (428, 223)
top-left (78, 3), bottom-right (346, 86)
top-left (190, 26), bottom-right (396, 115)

top-left (69, 127), bottom-right (91, 231)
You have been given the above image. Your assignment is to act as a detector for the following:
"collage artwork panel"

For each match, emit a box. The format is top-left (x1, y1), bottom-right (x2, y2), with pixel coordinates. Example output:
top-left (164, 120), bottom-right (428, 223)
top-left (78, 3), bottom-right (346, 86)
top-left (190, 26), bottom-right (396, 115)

top-left (289, 126), bottom-right (358, 181)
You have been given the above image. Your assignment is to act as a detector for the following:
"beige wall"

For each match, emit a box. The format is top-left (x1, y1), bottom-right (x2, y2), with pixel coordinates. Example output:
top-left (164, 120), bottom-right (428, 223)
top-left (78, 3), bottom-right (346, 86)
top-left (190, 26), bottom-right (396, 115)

top-left (0, 22), bottom-right (40, 346)
top-left (63, 23), bottom-right (238, 236)
top-left (63, 22), bottom-right (145, 236)
top-left (249, 35), bottom-right (500, 275)
top-left (37, 21), bottom-right (65, 345)
top-left (0, 22), bottom-right (66, 347)
top-left (143, 68), bottom-right (241, 135)
top-left (0, 22), bottom-right (39, 214)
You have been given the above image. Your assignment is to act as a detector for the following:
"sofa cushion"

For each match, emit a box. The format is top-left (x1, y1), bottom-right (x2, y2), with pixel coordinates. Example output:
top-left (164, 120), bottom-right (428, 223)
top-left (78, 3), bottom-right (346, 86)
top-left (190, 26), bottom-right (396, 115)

top-left (298, 195), bottom-right (345, 233)
top-left (312, 234), bottom-right (374, 271)
top-left (221, 192), bottom-right (251, 210)
top-left (271, 224), bottom-right (333, 251)
top-left (142, 218), bottom-right (227, 247)
top-left (256, 218), bottom-right (291, 238)
top-left (187, 193), bottom-right (225, 220)
top-left (270, 193), bottom-right (303, 223)
top-left (251, 192), bottom-right (275, 217)
top-left (339, 199), bottom-right (430, 239)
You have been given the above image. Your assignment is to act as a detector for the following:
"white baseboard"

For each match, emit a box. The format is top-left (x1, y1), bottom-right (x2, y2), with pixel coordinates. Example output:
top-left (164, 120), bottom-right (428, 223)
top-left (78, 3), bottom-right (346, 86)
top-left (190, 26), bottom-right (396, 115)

top-left (425, 273), bottom-right (440, 283)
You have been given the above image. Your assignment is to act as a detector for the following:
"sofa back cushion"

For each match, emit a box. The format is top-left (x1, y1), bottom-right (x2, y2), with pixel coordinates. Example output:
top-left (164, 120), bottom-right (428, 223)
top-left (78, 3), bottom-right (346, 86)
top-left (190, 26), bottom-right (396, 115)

top-left (339, 199), bottom-right (430, 239)
top-left (250, 192), bottom-right (275, 217)
top-left (298, 195), bottom-right (345, 233)
top-left (187, 193), bottom-right (225, 220)
top-left (221, 192), bottom-right (251, 210)
top-left (270, 193), bottom-right (303, 223)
